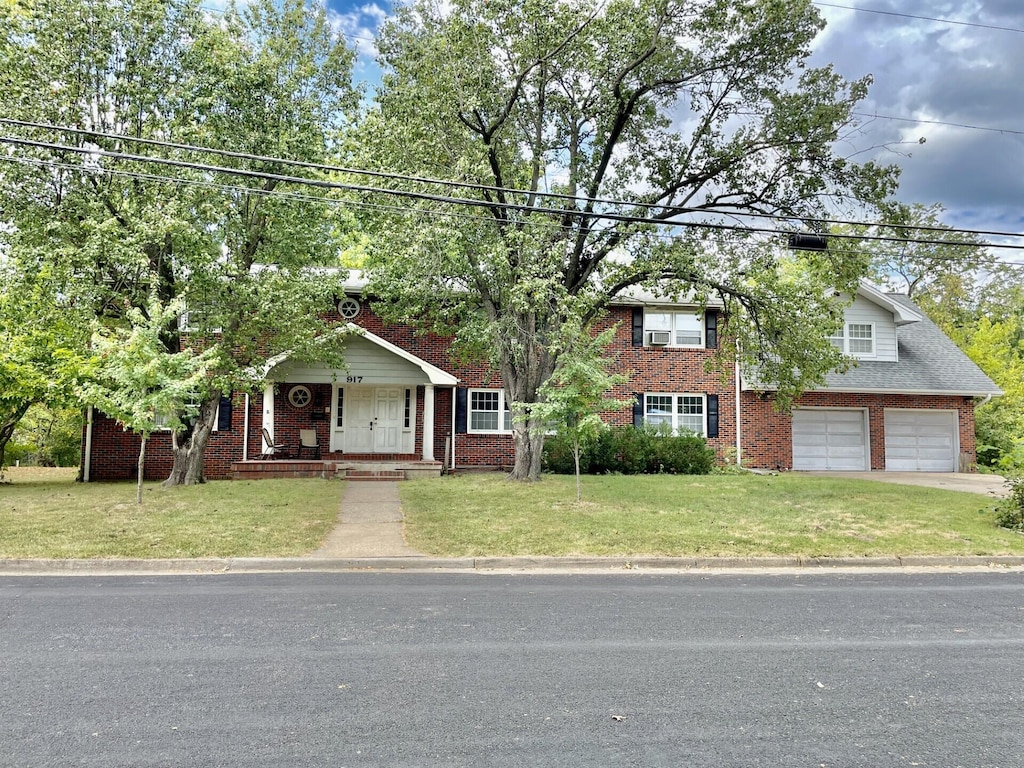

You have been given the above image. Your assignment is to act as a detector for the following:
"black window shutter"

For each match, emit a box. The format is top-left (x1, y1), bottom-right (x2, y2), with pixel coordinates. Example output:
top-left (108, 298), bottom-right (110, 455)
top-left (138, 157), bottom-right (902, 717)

top-left (632, 307), bottom-right (644, 347)
top-left (633, 393), bottom-right (644, 428)
top-left (705, 311), bottom-right (718, 349)
top-left (217, 394), bottom-right (233, 432)
top-left (455, 387), bottom-right (468, 434)
top-left (706, 394), bottom-right (719, 438)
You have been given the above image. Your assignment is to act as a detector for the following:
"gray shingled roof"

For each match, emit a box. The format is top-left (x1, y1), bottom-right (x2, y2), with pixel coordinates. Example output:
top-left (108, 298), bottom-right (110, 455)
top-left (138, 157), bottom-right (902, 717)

top-left (813, 294), bottom-right (1002, 396)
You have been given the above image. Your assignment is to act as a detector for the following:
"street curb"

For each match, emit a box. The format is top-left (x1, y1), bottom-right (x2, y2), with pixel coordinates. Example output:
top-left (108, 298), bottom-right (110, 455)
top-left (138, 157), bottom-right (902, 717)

top-left (2, 554), bottom-right (1024, 575)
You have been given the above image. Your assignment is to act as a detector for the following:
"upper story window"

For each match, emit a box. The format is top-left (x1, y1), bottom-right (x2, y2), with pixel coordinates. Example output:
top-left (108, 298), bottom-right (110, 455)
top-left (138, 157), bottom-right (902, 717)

top-left (644, 310), bottom-right (703, 348)
top-left (469, 389), bottom-right (513, 433)
top-left (830, 322), bottom-right (875, 358)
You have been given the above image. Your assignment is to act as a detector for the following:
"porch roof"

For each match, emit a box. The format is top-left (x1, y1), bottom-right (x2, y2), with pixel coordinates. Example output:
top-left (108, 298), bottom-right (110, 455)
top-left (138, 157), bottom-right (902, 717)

top-left (260, 323), bottom-right (459, 386)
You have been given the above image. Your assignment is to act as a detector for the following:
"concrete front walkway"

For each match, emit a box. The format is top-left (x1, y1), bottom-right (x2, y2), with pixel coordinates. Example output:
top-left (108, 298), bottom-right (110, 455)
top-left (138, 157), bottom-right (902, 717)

top-left (804, 471), bottom-right (1008, 497)
top-left (307, 481), bottom-right (423, 558)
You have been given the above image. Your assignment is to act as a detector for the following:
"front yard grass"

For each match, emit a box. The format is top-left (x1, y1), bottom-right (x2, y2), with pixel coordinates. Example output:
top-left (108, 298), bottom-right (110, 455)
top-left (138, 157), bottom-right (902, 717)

top-left (0, 468), bottom-right (341, 559)
top-left (400, 472), bottom-right (1023, 559)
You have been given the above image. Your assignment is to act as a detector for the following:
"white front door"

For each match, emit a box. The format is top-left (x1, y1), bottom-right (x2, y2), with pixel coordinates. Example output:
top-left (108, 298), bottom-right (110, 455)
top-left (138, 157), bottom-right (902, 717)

top-left (334, 386), bottom-right (410, 454)
top-left (346, 387), bottom-right (376, 453)
top-left (373, 387), bottom-right (405, 452)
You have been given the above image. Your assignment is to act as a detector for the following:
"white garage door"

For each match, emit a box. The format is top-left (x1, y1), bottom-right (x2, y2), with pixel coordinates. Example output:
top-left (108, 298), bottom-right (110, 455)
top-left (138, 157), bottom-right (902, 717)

top-left (792, 409), bottom-right (868, 470)
top-left (884, 410), bottom-right (957, 472)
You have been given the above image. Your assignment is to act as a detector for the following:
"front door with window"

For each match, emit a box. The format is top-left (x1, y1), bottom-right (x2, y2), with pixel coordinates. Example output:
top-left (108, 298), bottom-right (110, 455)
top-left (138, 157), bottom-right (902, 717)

top-left (332, 386), bottom-right (411, 454)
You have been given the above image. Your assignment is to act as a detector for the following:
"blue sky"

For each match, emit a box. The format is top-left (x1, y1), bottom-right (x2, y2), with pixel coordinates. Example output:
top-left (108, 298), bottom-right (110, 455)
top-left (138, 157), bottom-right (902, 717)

top-left (321, 0), bottom-right (1024, 244)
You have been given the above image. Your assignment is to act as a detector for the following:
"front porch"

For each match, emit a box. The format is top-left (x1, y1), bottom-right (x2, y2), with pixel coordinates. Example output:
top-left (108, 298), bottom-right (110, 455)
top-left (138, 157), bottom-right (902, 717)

top-left (231, 457), bottom-right (444, 481)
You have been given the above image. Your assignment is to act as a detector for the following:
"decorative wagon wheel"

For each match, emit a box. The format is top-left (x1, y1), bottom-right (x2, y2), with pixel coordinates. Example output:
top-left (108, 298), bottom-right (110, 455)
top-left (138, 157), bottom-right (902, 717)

top-left (288, 385), bottom-right (312, 408)
top-left (337, 297), bottom-right (360, 319)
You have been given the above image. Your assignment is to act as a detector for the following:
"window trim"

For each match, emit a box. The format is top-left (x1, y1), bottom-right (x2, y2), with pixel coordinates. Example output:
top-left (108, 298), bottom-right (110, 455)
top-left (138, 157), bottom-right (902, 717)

top-left (467, 388), bottom-right (514, 434)
top-left (643, 393), bottom-right (707, 436)
top-left (642, 309), bottom-right (705, 349)
top-left (831, 321), bottom-right (876, 359)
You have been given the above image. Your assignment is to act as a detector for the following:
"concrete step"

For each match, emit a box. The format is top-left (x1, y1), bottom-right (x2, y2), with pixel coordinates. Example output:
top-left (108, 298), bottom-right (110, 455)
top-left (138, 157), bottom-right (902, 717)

top-left (344, 469), bottom-right (406, 481)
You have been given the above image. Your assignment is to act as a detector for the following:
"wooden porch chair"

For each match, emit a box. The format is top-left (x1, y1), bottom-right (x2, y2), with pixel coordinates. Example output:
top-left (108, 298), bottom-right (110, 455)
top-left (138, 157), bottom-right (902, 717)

top-left (260, 427), bottom-right (288, 459)
top-left (297, 429), bottom-right (321, 459)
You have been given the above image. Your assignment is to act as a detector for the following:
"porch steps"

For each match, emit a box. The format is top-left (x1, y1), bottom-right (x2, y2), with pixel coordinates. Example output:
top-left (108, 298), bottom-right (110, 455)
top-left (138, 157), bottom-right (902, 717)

top-left (344, 469), bottom-right (406, 482)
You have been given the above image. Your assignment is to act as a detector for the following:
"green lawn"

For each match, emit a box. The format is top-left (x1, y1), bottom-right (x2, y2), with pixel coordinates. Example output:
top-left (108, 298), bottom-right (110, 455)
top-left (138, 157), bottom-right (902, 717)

top-left (0, 468), bottom-right (342, 558)
top-left (400, 472), bottom-right (1023, 558)
top-left (2, 468), bottom-right (1020, 560)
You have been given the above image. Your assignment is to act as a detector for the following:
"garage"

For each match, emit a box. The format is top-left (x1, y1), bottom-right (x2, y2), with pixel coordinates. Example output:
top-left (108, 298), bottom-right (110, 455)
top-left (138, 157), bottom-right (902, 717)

top-left (792, 408), bottom-right (868, 470)
top-left (884, 409), bottom-right (958, 472)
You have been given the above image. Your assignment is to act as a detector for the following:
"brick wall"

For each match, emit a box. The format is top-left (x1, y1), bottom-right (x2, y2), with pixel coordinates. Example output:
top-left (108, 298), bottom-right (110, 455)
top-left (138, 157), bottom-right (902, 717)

top-left (83, 296), bottom-right (980, 479)
top-left (739, 391), bottom-right (977, 471)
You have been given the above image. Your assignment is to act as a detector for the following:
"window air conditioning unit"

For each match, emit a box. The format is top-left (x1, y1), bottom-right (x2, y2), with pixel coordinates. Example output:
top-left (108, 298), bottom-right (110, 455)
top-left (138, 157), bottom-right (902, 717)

top-left (649, 330), bottom-right (671, 346)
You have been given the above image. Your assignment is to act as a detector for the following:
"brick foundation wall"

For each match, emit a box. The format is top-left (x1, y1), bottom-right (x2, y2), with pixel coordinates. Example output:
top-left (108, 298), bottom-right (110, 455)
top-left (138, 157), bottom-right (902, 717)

top-left (740, 391), bottom-right (977, 471)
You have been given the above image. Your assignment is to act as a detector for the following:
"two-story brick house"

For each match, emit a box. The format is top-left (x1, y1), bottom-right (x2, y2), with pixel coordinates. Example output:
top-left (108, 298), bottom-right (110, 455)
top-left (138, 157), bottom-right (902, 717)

top-left (80, 275), bottom-right (1000, 481)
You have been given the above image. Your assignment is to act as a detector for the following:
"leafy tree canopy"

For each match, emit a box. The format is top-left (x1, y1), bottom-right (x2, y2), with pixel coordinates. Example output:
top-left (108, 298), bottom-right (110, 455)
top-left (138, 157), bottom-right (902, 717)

top-left (356, 0), bottom-right (899, 479)
top-left (0, 0), bottom-right (359, 483)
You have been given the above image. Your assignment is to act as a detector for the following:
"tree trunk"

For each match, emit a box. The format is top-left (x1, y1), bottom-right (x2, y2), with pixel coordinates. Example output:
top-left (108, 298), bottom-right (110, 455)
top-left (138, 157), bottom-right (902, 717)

top-left (163, 393), bottom-right (219, 487)
top-left (509, 417), bottom-right (546, 481)
top-left (0, 402), bottom-right (32, 473)
top-left (572, 436), bottom-right (582, 502)
top-left (136, 436), bottom-right (146, 505)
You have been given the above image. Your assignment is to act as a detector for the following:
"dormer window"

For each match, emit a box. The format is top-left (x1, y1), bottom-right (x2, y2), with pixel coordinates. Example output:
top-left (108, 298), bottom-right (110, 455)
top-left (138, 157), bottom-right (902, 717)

top-left (831, 322), bottom-right (875, 358)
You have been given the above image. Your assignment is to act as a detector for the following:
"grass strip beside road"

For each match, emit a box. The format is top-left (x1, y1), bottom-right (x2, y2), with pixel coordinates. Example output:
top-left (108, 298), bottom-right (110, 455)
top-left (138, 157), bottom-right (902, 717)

top-left (400, 473), bottom-right (1022, 559)
top-left (0, 468), bottom-right (341, 559)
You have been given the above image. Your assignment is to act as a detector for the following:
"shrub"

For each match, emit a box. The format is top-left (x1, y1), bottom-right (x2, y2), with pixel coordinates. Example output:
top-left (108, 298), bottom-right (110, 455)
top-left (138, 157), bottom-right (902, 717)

top-left (994, 474), bottom-right (1024, 531)
top-left (542, 424), bottom-right (716, 476)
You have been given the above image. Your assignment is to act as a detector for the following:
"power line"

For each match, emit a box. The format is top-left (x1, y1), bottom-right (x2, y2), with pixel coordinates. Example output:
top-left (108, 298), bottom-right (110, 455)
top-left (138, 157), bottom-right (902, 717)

top-left (4, 134), bottom-right (1024, 258)
top-left (813, 2), bottom-right (1024, 34)
top-left (852, 111), bottom-right (1024, 137)
top-left (3, 118), bottom-right (1023, 244)
top-left (8, 151), bottom-right (1024, 273)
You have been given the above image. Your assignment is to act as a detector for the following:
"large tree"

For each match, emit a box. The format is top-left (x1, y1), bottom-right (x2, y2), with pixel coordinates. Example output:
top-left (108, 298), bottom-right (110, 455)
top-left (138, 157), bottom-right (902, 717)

top-left (356, 0), bottom-right (898, 480)
top-left (0, 0), bottom-right (357, 484)
top-left (0, 263), bottom-right (86, 476)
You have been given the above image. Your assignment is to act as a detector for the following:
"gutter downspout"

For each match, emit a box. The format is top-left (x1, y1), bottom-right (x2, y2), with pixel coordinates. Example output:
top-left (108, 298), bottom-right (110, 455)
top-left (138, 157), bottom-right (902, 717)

top-left (83, 406), bottom-right (94, 483)
top-left (451, 385), bottom-right (457, 472)
top-left (978, 394), bottom-right (993, 408)
top-left (242, 393), bottom-right (250, 461)
top-left (734, 361), bottom-right (743, 468)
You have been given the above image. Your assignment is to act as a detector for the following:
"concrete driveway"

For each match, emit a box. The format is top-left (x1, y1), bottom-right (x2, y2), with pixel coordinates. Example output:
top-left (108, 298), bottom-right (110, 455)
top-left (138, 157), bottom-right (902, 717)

top-left (803, 471), bottom-right (1008, 497)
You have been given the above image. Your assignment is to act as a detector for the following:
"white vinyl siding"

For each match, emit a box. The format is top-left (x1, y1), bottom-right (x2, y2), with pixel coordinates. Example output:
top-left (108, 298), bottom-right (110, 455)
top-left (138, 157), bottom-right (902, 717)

top-left (792, 408), bottom-right (868, 470)
top-left (273, 335), bottom-right (432, 385)
top-left (469, 389), bottom-right (513, 433)
top-left (644, 394), bottom-right (706, 435)
top-left (842, 295), bottom-right (898, 361)
top-left (884, 410), bottom-right (958, 472)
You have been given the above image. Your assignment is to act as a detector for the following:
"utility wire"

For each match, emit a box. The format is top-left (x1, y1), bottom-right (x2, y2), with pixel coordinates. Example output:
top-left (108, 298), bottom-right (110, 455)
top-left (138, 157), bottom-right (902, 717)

top-left (813, 2), bottom-right (1024, 34)
top-left (8, 152), bottom-right (1024, 272)
top-left (3, 118), bottom-right (1022, 244)
top-left (4, 135), bottom-right (1024, 256)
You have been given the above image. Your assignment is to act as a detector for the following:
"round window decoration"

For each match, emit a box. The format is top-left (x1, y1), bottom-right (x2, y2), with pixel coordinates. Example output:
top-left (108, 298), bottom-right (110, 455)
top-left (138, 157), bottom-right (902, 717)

top-left (288, 385), bottom-right (312, 408)
top-left (337, 297), bottom-right (361, 319)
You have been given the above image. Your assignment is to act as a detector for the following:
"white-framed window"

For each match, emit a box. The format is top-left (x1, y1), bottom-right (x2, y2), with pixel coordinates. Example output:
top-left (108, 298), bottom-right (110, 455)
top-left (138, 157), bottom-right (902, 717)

top-left (644, 310), bottom-right (703, 347)
top-left (644, 393), bottom-right (706, 435)
top-left (830, 322), bottom-right (875, 358)
top-left (469, 389), bottom-right (513, 433)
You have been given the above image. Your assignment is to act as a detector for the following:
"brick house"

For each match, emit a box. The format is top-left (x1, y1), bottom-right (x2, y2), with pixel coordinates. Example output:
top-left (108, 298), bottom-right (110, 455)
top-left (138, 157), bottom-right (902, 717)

top-left (80, 276), bottom-right (1000, 481)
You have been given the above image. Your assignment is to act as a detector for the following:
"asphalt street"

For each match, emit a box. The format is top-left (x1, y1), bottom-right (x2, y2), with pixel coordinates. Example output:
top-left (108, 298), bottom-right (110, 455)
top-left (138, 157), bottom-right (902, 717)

top-left (2, 571), bottom-right (1022, 767)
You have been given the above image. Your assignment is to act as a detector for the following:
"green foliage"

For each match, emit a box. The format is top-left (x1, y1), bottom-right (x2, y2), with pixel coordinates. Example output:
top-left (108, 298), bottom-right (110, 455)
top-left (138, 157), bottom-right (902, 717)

top-left (8, 404), bottom-right (82, 467)
top-left (543, 424), bottom-right (715, 476)
top-left (1, 0), bottom-right (359, 483)
top-left (993, 475), bottom-right (1024, 532)
top-left (358, 0), bottom-right (898, 479)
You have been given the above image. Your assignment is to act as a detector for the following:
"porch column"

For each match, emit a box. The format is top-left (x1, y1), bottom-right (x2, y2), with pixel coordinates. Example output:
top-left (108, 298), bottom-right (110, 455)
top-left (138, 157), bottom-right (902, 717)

top-left (422, 384), bottom-right (435, 461)
top-left (262, 383), bottom-right (275, 454)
